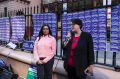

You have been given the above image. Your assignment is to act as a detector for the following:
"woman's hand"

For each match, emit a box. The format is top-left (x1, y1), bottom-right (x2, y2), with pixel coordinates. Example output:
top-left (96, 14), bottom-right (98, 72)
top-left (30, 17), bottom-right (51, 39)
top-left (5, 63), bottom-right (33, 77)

top-left (37, 60), bottom-right (43, 64)
top-left (41, 60), bottom-right (46, 64)
top-left (64, 32), bottom-right (71, 47)
top-left (86, 65), bottom-right (93, 73)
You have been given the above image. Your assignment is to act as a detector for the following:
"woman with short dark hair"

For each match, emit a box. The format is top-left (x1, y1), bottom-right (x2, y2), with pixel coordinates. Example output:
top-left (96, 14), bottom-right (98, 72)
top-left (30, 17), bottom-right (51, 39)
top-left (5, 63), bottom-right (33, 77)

top-left (63, 19), bottom-right (94, 79)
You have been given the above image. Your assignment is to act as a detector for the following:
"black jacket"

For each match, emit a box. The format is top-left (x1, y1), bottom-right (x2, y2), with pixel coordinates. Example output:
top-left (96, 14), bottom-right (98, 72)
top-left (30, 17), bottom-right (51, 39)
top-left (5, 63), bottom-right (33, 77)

top-left (63, 31), bottom-right (94, 79)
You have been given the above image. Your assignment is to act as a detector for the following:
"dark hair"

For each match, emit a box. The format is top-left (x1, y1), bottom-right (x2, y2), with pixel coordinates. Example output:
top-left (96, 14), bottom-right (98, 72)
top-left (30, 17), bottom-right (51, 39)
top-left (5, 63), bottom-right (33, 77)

top-left (71, 19), bottom-right (83, 29)
top-left (38, 24), bottom-right (52, 38)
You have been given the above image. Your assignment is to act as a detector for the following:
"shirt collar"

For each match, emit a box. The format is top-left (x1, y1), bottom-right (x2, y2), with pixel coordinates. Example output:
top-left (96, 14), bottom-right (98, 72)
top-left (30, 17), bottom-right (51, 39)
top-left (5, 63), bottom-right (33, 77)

top-left (42, 35), bottom-right (51, 38)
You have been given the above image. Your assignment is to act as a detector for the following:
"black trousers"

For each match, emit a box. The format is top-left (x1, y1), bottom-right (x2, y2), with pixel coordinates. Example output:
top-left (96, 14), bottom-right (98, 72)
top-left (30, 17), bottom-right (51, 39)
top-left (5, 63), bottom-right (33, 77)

top-left (37, 58), bottom-right (54, 79)
top-left (66, 65), bottom-right (80, 79)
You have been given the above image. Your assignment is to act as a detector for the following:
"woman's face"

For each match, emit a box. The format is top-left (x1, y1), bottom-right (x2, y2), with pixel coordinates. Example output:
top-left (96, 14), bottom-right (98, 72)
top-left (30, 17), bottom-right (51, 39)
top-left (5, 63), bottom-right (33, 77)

top-left (43, 26), bottom-right (49, 35)
top-left (72, 24), bottom-right (81, 33)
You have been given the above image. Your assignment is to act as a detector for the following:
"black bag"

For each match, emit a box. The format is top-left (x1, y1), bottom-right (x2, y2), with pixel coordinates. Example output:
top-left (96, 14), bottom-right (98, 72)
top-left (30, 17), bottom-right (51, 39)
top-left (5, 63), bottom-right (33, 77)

top-left (0, 67), bottom-right (13, 79)
top-left (0, 59), bottom-right (18, 79)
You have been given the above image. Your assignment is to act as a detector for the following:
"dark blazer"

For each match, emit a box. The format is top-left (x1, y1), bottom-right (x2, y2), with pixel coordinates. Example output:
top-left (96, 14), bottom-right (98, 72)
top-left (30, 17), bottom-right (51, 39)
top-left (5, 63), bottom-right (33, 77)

top-left (63, 31), bottom-right (94, 79)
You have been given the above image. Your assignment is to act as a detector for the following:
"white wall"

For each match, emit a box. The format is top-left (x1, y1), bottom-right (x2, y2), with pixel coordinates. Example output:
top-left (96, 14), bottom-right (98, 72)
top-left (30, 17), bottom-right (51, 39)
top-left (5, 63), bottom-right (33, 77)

top-left (28, 0), bottom-right (41, 14)
top-left (0, 0), bottom-right (41, 13)
top-left (0, 1), bottom-right (28, 13)
top-left (29, 0), bottom-right (41, 6)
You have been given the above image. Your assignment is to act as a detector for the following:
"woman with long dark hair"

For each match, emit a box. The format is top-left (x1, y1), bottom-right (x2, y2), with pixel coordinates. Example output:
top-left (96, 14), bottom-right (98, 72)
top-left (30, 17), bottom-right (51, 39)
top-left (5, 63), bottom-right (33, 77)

top-left (33, 24), bottom-right (56, 79)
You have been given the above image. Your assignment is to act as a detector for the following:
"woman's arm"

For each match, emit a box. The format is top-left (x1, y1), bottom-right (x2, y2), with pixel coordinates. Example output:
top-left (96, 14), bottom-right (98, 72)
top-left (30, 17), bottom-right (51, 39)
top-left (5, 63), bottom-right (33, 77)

top-left (33, 37), bottom-right (40, 63)
top-left (86, 33), bottom-right (95, 73)
top-left (87, 33), bottom-right (94, 65)
top-left (62, 32), bottom-right (72, 60)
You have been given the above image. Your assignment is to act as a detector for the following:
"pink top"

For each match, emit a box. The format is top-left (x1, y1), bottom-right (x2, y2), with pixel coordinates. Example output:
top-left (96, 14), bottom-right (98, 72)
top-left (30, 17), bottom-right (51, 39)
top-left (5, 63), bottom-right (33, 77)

top-left (33, 35), bottom-right (56, 63)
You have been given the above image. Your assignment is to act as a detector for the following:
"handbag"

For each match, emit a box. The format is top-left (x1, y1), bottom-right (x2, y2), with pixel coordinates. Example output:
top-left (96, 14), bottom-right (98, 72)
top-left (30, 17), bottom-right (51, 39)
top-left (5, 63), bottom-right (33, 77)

top-left (86, 73), bottom-right (94, 79)
top-left (27, 65), bottom-right (37, 79)
top-left (85, 70), bottom-right (94, 79)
